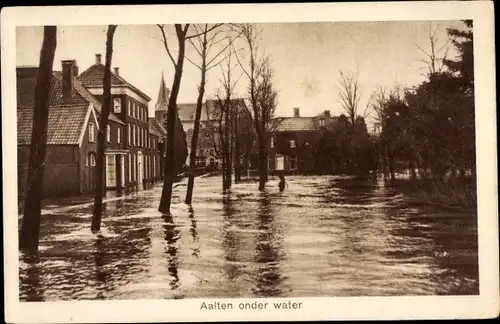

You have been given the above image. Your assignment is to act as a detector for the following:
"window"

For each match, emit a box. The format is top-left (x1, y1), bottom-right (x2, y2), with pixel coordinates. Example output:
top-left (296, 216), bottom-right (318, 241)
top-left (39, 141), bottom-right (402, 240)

top-left (135, 105), bottom-right (138, 119)
top-left (270, 137), bottom-right (275, 148)
top-left (114, 98), bottom-right (121, 113)
top-left (128, 124), bottom-right (131, 144)
top-left (289, 140), bottom-right (296, 148)
top-left (319, 119), bottom-right (325, 127)
top-left (106, 125), bottom-right (111, 142)
top-left (128, 101), bottom-right (132, 116)
top-left (90, 153), bottom-right (96, 166)
top-left (85, 154), bottom-right (89, 166)
top-left (106, 155), bottom-right (116, 187)
top-left (133, 125), bottom-right (136, 146)
top-left (89, 122), bottom-right (95, 142)
top-left (196, 157), bottom-right (206, 167)
top-left (117, 127), bottom-right (121, 144)
top-left (128, 153), bottom-right (131, 183)
top-left (153, 156), bottom-right (156, 177)
top-left (290, 156), bottom-right (298, 170)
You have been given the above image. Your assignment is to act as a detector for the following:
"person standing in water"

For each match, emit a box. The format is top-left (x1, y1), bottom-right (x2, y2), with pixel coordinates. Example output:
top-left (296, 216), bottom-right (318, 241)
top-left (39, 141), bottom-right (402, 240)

top-left (279, 173), bottom-right (288, 191)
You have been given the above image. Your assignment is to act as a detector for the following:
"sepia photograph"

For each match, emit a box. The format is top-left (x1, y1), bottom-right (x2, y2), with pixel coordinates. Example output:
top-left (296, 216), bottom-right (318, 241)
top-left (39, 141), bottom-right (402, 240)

top-left (2, 2), bottom-right (498, 323)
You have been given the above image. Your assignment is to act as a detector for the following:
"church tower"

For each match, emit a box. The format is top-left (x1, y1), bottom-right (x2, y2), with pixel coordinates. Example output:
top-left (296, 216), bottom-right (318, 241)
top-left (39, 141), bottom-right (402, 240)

top-left (155, 71), bottom-right (170, 125)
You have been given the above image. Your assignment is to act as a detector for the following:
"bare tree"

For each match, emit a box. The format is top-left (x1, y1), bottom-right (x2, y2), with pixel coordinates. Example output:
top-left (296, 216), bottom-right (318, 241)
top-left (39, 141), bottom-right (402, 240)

top-left (234, 23), bottom-right (277, 191)
top-left (337, 70), bottom-right (369, 127)
top-left (414, 22), bottom-right (450, 77)
top-left (213, 42), bottom-right (240, 190)
top-left (184, 23), bottom-right (235, 204)
top-left (157, 24), bottom-right (221, 213)
top-left (19, 26), bottom-right (57, 253)
top-left (91, 25), bottom-right (118, 232)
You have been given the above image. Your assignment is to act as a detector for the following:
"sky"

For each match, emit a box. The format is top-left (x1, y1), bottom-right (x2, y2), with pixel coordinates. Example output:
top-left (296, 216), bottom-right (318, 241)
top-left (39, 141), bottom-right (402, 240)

top-left (16, 21), bottom-right (463, 130)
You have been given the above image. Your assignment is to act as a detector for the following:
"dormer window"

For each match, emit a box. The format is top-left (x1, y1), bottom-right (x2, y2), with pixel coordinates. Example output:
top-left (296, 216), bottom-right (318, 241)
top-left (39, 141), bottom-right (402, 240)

top-left (89, 122), bottom-right (95, 142)
top-left (289, 140), bottom-right (296, 148)
top-left (113, 98), bottom-right (121, 113)
top-left (106, 125), bottom-right (111, 142)
top-left (319, 119), bottom-right (325, 127)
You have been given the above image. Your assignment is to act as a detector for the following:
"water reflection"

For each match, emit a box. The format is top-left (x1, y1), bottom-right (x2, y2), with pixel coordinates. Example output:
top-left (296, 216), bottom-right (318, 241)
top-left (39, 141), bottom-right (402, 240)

top-left (162, 214), bottom-right (180, 290)
top-left (221, 193), bottom-right (242, 281)
top-left (19, 253), bottom-right (44, 302)
top-left (93, 235), bottom-right (108, 299)
top-left (188, 206), bottom-right (200, 258)
top-left (18, 176), bottom-right (478, 300)
top-left (252, 191), bottom-right (285, 297)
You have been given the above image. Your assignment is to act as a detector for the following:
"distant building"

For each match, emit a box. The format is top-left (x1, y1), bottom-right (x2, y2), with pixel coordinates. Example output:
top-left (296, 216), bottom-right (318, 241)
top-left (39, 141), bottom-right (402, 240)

top-left (266, 107), bottom-right (339, 172)
top-left (153, 73), bottom-right (250, 170)
top-left (148, 117), bottom-right (167, 180)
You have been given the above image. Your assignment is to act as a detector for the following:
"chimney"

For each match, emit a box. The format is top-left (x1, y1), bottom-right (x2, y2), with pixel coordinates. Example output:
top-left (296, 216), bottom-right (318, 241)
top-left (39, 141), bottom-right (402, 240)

top-left (62, 60), bottom-right (76, 103)
top-left (324, 110), bottom-right (331, 118)
top-left (114, 67), bottom-right (119, 76)
top-left (95, 54), bottom-right (102, 65)
top-left (73, 63), bottom-right (79, 77)
top-left (293, 107), bottom-right (300, 118)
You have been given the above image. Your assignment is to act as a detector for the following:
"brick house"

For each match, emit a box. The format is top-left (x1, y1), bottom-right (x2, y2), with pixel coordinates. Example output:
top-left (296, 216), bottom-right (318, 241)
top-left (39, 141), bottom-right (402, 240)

top-left (148, 117), bottom-right (166, 182)
top-left (16, 63), bottom-right (106, 198)
top-left (78, 54), bottom-right (154, 190)
top-left (266, 107), bottom-right (339, 173)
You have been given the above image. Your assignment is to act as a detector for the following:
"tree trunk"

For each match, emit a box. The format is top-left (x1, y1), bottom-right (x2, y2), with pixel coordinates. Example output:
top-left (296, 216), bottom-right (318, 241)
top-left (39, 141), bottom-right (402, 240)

top-left (223, 104), bottom-right (231, 190)
top-left (91, 25), bottom-right (117, 232)
top-left (388, 150), bottom-right (395, 181)
top-left (234, 109), bottom-right (241, 183)
top-left (19, 26), bottom-right (57, 253)
top-left (185, 34), bottom-right (207, 205)
top-left (159, 25), bottom-right (187, 214)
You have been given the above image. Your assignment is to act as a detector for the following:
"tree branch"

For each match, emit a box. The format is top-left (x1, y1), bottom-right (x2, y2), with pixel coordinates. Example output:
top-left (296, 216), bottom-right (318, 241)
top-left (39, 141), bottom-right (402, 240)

top-left (185, 55), bottom-right (202, 70)
top-left (186, 23), bottom-right (223, 40)
top-left (158, 24), bottom-right (177, 67)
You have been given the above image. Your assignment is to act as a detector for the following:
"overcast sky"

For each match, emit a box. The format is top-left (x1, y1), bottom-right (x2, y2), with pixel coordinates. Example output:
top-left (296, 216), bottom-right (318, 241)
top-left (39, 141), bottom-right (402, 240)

top-left (16, 21), bottom-right (463, 129)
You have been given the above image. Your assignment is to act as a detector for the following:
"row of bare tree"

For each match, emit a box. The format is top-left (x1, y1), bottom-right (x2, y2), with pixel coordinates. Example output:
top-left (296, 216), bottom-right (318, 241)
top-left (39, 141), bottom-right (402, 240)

top-left (156, 23), bottom-right (278, 213)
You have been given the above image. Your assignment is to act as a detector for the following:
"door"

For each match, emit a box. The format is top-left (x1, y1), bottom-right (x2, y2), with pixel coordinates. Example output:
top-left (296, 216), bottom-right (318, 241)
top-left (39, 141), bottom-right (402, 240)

top-left (276, 155), bottom-right (284, 170)
top-left (137, 151), bottom-right (144, 185)
top-left (120, 155), bottom-right (125, 188)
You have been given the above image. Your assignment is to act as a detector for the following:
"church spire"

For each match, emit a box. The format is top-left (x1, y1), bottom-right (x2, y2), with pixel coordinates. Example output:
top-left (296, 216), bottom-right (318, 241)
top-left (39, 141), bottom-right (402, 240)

top-left (155, 71), bottom-right (170, 111)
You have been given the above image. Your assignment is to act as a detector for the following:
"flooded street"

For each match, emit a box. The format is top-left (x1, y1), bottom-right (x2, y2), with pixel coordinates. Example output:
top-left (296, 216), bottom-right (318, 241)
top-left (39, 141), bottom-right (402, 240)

top-left (19, 175), bottom-right (478, 301)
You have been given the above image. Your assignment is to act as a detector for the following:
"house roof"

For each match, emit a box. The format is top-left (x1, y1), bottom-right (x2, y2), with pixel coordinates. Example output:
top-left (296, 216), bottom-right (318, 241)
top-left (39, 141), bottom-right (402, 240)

top-left (177, 98), bottom-right (247, 122)
top-left (72, 75), bottom-right (124, 125)
top-left (17, 67), bottom-right (97, 145)
top-left (17, 104), bottom-right (89, 146)
top-left (275, 117), bottom-right (316, 132)
top-left (148, 117), bottom-right (167, 138)
top-left (78, 63), bottom-right (151, 101)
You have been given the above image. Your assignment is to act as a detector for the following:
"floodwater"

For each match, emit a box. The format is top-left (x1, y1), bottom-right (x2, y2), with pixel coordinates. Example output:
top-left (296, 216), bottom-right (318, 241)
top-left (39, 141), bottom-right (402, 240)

top-left (18, 175), bottom-right (478, 301)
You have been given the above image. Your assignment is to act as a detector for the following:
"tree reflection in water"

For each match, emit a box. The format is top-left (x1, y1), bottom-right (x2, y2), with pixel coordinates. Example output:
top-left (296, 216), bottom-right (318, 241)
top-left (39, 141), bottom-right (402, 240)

top-left (188, 206), bottom-right (200, 258)
top-left (93, 235), bottom-right (109, 299)
top-left (252, 191), bottom-right (285, 297)
top-left (20, 253), bottom-right (44, 302)
top-left (221, 192), bottom-right (241, 281)
top-left (162, 214), bottom-right (181, 290)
